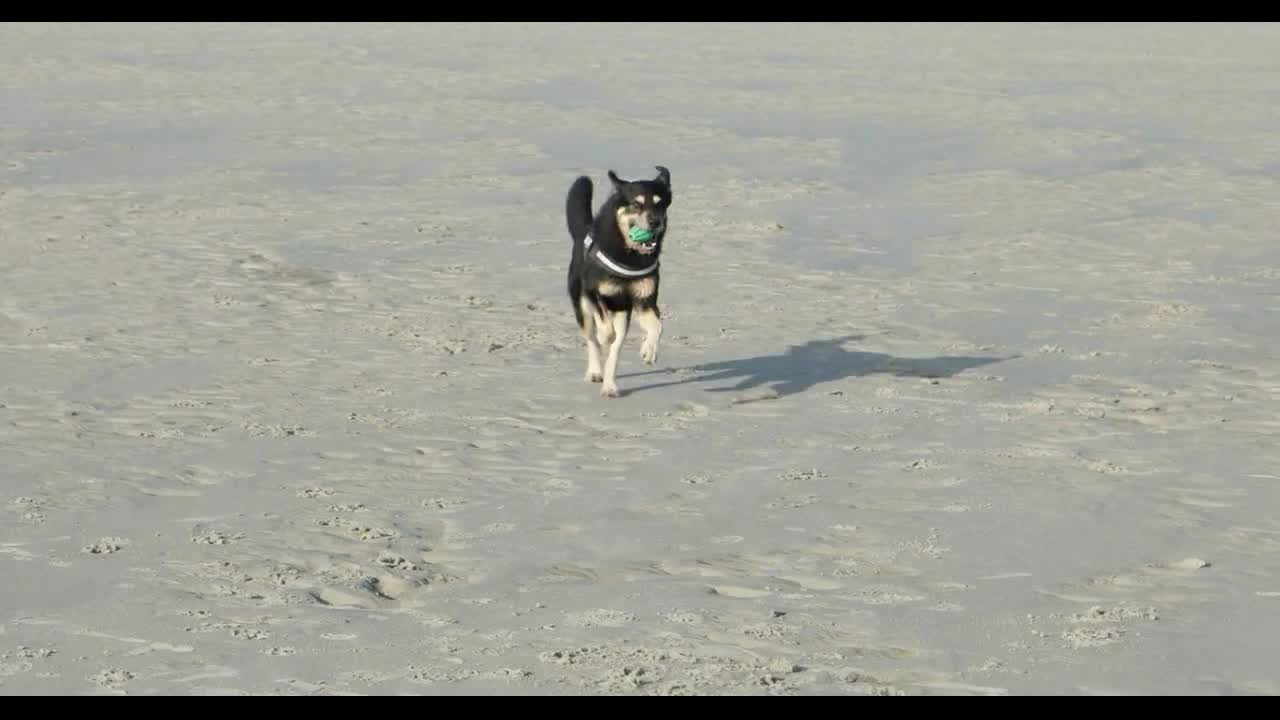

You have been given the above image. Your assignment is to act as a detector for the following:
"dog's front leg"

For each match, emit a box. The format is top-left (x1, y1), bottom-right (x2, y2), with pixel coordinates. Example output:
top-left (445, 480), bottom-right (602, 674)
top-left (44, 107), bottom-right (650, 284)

top-left (580, 298), bottom-right (603, 382)
top-left (600, 310), bottom-right (630, 398)
top-left (636, 306), bottom-right (662, 366)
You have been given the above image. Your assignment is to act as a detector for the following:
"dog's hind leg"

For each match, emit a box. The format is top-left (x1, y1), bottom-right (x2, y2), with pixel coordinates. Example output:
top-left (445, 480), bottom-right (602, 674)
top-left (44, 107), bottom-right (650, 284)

top-left (636, 306), bottom-right (662, 366)
top-left (579, 297), bottom-right (604, 383)
top-left (600, 310), bottom-right (630, 398)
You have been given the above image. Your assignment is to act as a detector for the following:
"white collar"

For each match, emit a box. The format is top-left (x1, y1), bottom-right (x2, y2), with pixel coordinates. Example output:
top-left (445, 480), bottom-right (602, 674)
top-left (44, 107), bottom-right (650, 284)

top-left (584, 233), bottom-right (659, 278)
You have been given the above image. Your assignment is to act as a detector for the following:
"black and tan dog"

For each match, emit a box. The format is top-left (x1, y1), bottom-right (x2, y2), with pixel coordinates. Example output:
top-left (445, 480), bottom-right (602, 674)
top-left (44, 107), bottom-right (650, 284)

top-left (565, 166), bottom-right (671, 397)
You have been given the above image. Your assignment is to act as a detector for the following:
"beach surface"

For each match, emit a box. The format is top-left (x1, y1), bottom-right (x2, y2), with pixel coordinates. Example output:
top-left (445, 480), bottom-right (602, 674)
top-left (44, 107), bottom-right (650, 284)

top-left (2, 22), bottom-right (1280, 695)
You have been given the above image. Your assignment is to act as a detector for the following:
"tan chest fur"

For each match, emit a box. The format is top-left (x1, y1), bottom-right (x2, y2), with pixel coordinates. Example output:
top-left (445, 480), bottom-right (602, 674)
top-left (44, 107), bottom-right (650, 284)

top-left (598, 276), bottom-right (656, 300)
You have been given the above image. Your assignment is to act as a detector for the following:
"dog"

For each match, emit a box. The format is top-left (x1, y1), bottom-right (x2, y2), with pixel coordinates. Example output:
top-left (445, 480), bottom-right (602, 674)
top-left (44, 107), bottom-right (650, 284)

top-left (565, 166), bottom-right (672, 397)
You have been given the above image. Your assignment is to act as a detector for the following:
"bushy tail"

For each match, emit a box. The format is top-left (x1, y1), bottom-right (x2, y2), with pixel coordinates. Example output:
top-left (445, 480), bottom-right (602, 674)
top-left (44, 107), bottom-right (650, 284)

top-left (566, 175), bottom-right (593, 243)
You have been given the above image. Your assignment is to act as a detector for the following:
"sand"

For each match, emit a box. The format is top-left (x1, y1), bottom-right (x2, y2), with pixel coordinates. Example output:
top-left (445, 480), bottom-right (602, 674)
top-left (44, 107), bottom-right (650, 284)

top-left (2, 22), bottom-right (1280, 695)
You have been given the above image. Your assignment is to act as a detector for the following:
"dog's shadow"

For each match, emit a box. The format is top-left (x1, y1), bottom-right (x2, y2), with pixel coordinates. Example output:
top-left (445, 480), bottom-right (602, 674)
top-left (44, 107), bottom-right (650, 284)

top-left (622, 334), bottom-right (1015, 399)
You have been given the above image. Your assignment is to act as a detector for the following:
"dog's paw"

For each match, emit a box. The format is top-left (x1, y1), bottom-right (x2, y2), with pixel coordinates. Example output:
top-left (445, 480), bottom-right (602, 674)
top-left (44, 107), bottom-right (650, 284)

top-left (600, 383), bottom-right (620, 398)
top-left (585, 371), bottom-right (603, 383)
top-left (640, 341), bottom-right (659, 365)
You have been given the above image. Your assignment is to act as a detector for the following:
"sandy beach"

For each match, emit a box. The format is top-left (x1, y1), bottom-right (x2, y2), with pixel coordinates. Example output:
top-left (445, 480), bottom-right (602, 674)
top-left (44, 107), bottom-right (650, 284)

top-left (3, 22), bottom-right (1280, 694)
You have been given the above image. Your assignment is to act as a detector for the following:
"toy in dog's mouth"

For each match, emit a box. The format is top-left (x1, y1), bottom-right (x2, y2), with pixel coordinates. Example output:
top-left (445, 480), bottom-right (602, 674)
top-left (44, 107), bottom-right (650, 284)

top-left (628, 226), bottom-right (658, 252)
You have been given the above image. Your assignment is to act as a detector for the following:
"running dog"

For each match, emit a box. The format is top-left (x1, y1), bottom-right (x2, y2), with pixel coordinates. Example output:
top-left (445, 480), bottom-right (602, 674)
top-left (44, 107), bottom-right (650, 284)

top-left (564, 166), bottom-right (672, 397)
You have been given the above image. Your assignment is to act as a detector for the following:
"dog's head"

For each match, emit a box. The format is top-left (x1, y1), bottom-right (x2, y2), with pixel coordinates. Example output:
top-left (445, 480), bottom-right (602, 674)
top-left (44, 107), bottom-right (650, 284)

top-left (608, 166), bottom-right (672, 256)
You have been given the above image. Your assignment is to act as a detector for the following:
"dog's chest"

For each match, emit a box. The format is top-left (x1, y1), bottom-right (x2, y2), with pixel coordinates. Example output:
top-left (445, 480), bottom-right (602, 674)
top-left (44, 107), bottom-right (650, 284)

top-left (599, 276), bottom-right (657, 301)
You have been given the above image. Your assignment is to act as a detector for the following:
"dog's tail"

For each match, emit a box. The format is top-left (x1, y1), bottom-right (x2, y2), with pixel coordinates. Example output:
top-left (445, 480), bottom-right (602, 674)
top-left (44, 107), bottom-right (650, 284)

top-left (566, 175), bottom-right (593, 243)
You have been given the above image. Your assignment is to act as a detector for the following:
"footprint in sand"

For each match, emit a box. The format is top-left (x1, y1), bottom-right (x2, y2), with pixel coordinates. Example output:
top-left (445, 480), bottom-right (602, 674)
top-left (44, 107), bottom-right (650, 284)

top-left (565, 609), bottom-right (637, 628)
top-left (89, 667), bottom-right (135, 689)
top-left (81, 537), bottom-right (129, 555)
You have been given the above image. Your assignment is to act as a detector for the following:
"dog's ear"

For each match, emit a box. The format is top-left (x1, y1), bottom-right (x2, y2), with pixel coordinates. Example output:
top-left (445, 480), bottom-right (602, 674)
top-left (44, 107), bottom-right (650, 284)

top-left (653, 165), bottom-right (670, 189)
top-left (607, 170), bottom-right (625, 193)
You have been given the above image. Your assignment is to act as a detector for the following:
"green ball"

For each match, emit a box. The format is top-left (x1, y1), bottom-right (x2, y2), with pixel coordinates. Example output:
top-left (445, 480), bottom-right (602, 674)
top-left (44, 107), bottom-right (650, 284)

top-left (629, 227), bottom-right (654, 243)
